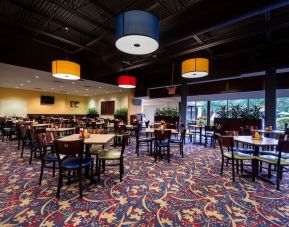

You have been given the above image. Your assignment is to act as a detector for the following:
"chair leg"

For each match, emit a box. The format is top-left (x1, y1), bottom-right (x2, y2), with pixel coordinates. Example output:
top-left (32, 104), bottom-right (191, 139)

top-left (232, 159), bottom-right (235, 182)
top-left (21, 144), bottom-right (25, 158)
top-left (221, 157), bottom-right (224, 175)
top-left (90, 163), bottom-right (93, 184)
top-left (136, 143), bottom-right (139, 156)
top-left (102, 160), bottom-right (105, 173)
top-left (29, 147), bottom-right (33, 165)
top-left (39, 160), bottom-right (44, 185)
top-left (78, 168), bottom-right (83, 198)
top-left (56, 168), bottom-right (62, 198)
top-left (251, 160), bottom-right (255, 181)
top-left (120, 159), bottom-right (123, 182)
top-left (276, 165), bottom-right (281, 190)
top-left (52, 162), bottom-right (56, 177)
top-left (97, 159), bottom-right (101, 182)
top-left (268, 163), bottom-right (272, 178)
top-left (167, 146), bottom-right (170, 163)
top-left (241, 160), bottom-right (244, 173)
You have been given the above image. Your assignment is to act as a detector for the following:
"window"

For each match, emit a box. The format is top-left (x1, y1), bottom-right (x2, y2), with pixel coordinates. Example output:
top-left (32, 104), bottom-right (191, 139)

top-left (276, 97), bottom-right (289, 129)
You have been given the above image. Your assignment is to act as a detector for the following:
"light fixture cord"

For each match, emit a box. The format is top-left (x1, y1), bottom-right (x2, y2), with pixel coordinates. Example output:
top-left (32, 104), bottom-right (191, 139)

top-left (171, 63), bottom-right (175, 86)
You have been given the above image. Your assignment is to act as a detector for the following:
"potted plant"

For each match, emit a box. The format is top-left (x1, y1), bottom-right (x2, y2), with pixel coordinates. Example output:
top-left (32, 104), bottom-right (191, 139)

top-left (154, 107), bottom-right (179, 124)
top-left (114, 107), bottom-right (128, 123)
top-left (214, 104), bottom-right (262, 132)
top-left (87, 107), bottom-right (99, 118)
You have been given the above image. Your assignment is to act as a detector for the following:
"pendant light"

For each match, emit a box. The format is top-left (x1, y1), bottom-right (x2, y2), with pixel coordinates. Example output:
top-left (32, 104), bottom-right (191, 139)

top-left (181, 58), bottom-right (209, 78)
top-left (115, 10), bottom-right (159, 55)
top-left (118, 75), bottom-right (136, 88)
top-left (52, 60), bottom-right (80, 80)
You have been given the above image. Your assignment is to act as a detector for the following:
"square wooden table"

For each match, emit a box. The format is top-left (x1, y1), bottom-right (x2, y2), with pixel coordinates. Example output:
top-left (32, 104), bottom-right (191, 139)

top-left (233, 136), bottom-right (279, 183)
top-left (46, 127), bottom-right (75, 136)
top-left (233, 136), bottom-right (278, 155)
top-left (58, 134), bottom-right (115, 145)
top-left (145, 128), bottom-right (179, 137)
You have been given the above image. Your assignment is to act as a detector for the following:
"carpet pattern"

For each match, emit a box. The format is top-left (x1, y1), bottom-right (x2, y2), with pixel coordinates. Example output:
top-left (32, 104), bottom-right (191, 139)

top-left (0, 137), bottom-right (289, 226)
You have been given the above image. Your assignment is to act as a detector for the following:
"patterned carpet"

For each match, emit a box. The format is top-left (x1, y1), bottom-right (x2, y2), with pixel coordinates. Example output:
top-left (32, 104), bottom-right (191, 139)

top-left (0, 137), bottom-right (289, 226)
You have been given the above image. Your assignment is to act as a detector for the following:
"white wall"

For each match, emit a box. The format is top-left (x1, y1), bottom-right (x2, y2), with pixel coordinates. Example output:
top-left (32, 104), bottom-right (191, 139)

top-left (0, 99), bottom-right (27, 117)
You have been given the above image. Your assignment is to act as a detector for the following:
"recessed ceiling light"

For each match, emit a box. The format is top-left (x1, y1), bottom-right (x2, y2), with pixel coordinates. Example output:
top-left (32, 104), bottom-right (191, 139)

top-left (98, 87), bottom-right (102, 89)
top-left (27, 80), bottom-right (31, 83)
top-left (85, 88), bottom-right (89, 91)
top-left (20, 84), bottom-right (24, 86)
top-left (105, 92), bottom-right (109, 94)
top-left (15, 87), bottom-right (19, 89)
top-left (35, 75), bottom-right (39, 78)
top-left (50, 88), bottom-right (54, 90)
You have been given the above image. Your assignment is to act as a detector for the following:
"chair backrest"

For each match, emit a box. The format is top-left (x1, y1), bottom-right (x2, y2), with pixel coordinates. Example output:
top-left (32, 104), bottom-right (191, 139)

top-left (120, 135), bottom-right (128, 157)
top-left (54, 139), bottom-right (84, 157)
top-left (240, 127), bottom-right (251, 136)
top-left (205, 126), bottom-right (216, 134)
top-left (37, 133), bottom-right (50, 147)
top-left (217, 135), bottom-right (234, 157)
top-left (225, 130), bottom-right (240, 136)
top-left (145, 120), bottom-right (150, 128)
top-left (115, 125), bottom-right (126, 135)
top-left (134, 126), bottom-right (140, 140)
top-left (277, 139), bottom-right (289, 154)
top-left (180, 128), bottom-right (186, 141)
top-left (155, 129), bottom-right (171, 141)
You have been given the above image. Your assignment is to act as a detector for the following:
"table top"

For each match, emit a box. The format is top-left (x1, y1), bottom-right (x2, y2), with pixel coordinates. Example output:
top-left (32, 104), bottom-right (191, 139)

top-left (234, 136), bottom-right (278, 146)
top-left (257, 129), bottom-right (284, 134)
top-left (32, 124), bottom-right (50, 127)
top-left (46, 127), bottom-right (75, 132)
top-left (145, 128), bottom-right (178, 134)
top-left (58, 134), bottom-right (115, 145)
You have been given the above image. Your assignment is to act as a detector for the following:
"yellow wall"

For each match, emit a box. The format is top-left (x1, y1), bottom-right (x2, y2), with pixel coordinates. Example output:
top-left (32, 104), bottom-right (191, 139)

top-left (87, 91), bottom-right (130, 119)
top-left (0, 87), bottom-right (87, 117)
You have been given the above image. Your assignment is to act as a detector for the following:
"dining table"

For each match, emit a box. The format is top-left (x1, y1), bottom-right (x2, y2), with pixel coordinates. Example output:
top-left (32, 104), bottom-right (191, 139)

top-left (257, 129), bottom-right (284, 138)
top-left (46, 127), bottom-right (75, 136)
top-left (188, 124), bottom-right (205, 144)
top-left (32, 123), bottom-right (50, 129)
top-left (145, 128), bottom-right (179, 138)
top-left (233, 135), bottom-right (279, 183)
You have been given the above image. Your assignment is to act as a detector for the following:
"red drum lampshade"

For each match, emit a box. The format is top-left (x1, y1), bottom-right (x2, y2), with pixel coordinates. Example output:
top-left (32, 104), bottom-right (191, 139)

top-left (118, 75), bottom-right (136, 88)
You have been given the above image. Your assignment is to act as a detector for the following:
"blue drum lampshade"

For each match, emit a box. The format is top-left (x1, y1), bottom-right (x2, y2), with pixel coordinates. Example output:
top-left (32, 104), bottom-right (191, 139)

top-left (115, 10), bottom-right (159, 55)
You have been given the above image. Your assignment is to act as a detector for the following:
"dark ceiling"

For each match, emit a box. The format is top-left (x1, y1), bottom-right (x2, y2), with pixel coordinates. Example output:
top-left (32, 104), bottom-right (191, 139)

top-left (1, 0), bottom-right (289, 97)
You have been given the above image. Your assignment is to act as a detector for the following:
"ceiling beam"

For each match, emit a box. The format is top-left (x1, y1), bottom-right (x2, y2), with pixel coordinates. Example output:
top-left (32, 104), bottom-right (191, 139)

top-left (0, 16), bottom-right (99, 55)
top-left (163, 1), bottom-right (289, 48)
top-left (9, 0), bottom-right (96, 40)
top-left (122, 18), bottom-right (289, 71)
top-left (47, 0), bottom-right (113, 33)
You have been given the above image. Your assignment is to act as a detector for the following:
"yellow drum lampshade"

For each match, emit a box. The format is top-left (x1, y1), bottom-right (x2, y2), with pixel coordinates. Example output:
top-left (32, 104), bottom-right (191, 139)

top-left (52, 60), bottom-right (80, 80)
top-left (181, 58), bottom-right (209, 78)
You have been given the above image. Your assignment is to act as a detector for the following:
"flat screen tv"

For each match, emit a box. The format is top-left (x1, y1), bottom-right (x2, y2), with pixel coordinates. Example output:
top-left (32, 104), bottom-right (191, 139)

top-left (40, 96), bottom-right (54, 105)
top-left (134, 99), bottom-right (142, 106)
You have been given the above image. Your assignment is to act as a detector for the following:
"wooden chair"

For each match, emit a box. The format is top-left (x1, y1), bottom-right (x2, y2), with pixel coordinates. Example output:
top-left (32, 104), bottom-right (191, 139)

top-left (170, 127), bottom-right (186, 158)
top-left (37, 132), bottom-right (60, 185)
top-left (54, 139), bottom-right (94, 198)
top-left (97, 135), bottom-right (128, 182)
top-left (154, 129), bottom-right (172, 163)
top-left (217, 135), bottom-right (255, 182)
top-left (256, 139), bottom-right (289, 190)
top-left (202, 126), bottom-right (216, 148)
top-left (135, 126), bottom-right (152, 156)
